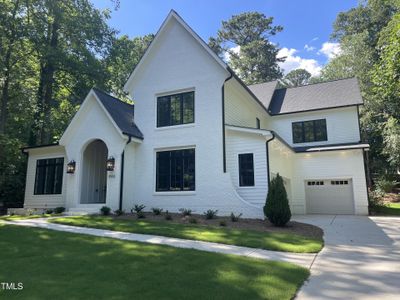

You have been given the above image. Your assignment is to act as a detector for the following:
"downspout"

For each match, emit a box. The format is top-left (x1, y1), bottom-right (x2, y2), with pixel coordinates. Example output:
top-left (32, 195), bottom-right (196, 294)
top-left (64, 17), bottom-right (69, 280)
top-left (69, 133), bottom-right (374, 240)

top-left (119, 136), bottom-right (132, 211)
top-left (222, 71), bottom-right (233, 173)
top-left (265, 132), bottom-right (275, 187)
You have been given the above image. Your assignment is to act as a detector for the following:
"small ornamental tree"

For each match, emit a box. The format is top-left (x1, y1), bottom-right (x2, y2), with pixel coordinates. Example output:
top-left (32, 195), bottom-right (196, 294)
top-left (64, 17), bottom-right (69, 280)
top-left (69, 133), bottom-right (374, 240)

top-left (264, 173), bottom-right (291, 226)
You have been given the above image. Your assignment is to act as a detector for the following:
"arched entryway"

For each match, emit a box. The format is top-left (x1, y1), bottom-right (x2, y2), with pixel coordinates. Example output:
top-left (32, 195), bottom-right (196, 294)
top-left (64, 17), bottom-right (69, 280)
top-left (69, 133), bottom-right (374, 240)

top-left (80, 139), bottom-right (108, 204)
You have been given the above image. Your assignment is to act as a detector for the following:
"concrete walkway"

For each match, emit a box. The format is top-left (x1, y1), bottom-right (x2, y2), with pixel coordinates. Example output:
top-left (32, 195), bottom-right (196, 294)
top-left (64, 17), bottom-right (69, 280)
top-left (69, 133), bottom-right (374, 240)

top-left (293, 215), bottom-right (400, 300)
top-left (3, 218), bottom-right (316, 268)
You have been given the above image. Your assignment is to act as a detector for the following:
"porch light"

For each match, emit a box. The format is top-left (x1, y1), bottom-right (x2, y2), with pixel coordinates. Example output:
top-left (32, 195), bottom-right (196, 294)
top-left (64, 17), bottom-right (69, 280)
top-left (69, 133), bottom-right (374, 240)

top-left (66, 160), bottom-right (76, 174)
top-left (106, 156), bottom-right (115, 171)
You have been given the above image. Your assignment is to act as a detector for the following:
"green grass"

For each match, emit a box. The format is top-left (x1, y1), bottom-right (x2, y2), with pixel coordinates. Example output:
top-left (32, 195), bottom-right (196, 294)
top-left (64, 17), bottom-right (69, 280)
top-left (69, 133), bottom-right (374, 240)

top-left (373, 203), bottom-right (400, 216)
top-left (0, 214), bottom-right (60, 221)
top-left (50, 216), bottom-right (323, 253)
top-left (0, 224), bottom-right (309, 300)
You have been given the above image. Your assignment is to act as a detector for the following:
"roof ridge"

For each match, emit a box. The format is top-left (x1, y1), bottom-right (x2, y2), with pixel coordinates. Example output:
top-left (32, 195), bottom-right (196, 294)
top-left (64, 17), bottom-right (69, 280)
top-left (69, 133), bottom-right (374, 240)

top-left (92, 87), bottom-right (133, 107)
top-left (274, 76), bottom-right (357, 91)
top-left (247, 80), bottom-right (278, 87)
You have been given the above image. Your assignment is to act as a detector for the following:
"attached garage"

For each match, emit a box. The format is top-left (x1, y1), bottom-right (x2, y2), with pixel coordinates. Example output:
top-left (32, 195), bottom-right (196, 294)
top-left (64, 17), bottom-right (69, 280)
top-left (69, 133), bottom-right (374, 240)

top-left (305, 179), bottom-right (355, 214)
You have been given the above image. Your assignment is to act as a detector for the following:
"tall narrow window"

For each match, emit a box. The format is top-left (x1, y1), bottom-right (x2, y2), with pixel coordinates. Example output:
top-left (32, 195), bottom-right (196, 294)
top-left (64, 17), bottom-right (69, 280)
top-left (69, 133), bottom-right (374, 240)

top-left (292, 119), bottom-right (327, 143)
top-left (156, 149), bottom-right (195, 191)
top-left (157, 91), bottom-right (194, 127)
top-left (238, 153), bottom-right (254, 187)
top-left (256, 118), bottom-right (260, 129)
top-left (34, 158), bottom-right (64, 195)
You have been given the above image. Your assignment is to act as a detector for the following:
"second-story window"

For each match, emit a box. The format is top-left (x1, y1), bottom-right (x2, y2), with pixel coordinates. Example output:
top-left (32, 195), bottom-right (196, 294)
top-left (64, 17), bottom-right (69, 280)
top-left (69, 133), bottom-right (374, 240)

top-left (292, 119), bottom-right (327, 143)
top-left (157, 91), bottom-right (194, 127)
top-left (256, 118), bottom-right (260, 129)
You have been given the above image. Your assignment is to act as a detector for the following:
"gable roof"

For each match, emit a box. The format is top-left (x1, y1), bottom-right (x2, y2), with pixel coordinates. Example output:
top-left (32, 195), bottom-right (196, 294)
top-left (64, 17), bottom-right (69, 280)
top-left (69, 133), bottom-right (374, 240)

top-left (92, 88), bottom-right (143, 140)
top-left (123, 10), bottom-right (228, 93)
top-left (247, 81), bottom-right (278, 110)
top-left (267, 77), bottom-right (363, 115)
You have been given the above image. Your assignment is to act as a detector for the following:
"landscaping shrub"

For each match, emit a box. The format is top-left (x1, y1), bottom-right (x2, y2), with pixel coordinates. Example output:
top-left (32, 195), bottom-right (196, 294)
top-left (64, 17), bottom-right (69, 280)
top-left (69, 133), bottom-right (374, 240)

top-left (203, 209), bottom-right (218, 219)
top-left (54, 207), bottom-right (65, 214)
top-left (45, 209), bottom-right (54, 214)
top-left (375, 177), bottom-right (398, 193)
top-left (131, 204), bottom-right (145, 214)
top-left (264, 173), bottom-right (291, 227)
top-left (114, 209), bottom-right (125, 216)
top-left (165, 210), bottom-right (172, 220)
top-left (188, 217), bottom-right (197, 224)
top-left (100, 206), bottom-right (111, 216)
top-left (230, 212), bottom-right (242, 222)
top-left (219, 220), bottom-right (227, 227)
top-left (151, 207), bottom-right (163, 215)
top-left (179, 208), bottom-right (192, 216)
top-left (136, 211), bottom-right (145, 219)
top-left (368, 190), bottom-right (384, 210)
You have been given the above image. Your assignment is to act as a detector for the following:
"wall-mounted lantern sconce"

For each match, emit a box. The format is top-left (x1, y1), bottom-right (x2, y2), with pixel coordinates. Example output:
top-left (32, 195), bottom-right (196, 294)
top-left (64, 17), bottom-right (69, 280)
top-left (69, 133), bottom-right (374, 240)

top-left (66, 160), bottom-right (76, 174)
top-left (106, 156), bottom-right (115, 171)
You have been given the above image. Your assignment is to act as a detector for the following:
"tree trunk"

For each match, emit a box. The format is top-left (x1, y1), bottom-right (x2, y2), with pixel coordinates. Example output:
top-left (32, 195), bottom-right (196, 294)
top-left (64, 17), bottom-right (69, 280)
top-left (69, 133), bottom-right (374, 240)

top-left (0, 0), bottom-right (20, 135)
top-left (33, 3), bottom-right (60, 145)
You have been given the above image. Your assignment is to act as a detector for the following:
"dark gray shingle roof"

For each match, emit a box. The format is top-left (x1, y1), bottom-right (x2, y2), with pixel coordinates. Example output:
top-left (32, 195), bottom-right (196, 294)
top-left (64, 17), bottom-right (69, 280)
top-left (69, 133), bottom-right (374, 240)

top-left (247, 81), bottom-right (278, 110)
top-left (92, 88), bottom-right (144, 140)
top-left (268, 78), bottom-right (363, 115)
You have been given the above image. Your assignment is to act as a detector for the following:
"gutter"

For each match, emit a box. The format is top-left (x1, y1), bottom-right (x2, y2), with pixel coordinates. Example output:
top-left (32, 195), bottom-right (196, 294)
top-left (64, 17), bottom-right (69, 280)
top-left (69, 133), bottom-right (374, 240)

top-left (265, 132), bottom-right (275, 187)
top-left (119, 136), bottom-right (132, 211)
top-left (222, 70), bottom-right (233, 173)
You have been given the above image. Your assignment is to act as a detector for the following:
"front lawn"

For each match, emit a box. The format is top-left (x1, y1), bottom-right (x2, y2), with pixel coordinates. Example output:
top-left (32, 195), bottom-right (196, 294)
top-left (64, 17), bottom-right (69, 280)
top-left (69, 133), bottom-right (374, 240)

top-left (372, 202), bottom-right (400, 216)
top-left (0, 224), bottom-right (309, 300)
top-left (50, 216), bottom-right (323, 253)
top-left (0, 214), bottom-right (58, 221)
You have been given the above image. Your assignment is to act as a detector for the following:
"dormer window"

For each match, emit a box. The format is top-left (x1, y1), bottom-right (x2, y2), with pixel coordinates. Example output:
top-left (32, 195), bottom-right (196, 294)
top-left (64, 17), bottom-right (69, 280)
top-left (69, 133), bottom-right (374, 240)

top-left (157, 91), bottom-right (194, 127)
top-left (292, 119), bottom-right (327, 143)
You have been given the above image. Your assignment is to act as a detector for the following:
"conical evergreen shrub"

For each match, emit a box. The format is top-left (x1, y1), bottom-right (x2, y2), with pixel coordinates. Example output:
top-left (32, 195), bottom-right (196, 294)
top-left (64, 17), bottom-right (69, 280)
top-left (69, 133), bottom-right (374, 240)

top-left (263, 173), bottom-right (291, 226)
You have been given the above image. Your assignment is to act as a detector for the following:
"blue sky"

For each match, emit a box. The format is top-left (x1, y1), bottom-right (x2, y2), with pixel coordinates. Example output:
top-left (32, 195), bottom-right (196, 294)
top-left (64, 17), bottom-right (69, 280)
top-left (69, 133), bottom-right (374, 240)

top-left (93, 0), bottom-right (358, 75)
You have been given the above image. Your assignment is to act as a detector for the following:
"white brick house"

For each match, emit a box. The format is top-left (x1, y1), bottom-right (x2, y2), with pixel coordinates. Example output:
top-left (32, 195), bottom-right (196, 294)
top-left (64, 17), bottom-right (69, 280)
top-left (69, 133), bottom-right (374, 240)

top-left (22, 11), bottom-right (369, 217)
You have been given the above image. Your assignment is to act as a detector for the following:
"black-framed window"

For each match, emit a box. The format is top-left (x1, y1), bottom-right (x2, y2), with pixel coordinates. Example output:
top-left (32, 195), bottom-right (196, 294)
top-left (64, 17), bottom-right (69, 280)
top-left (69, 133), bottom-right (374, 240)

top-left (239, 153), bottom-right (254, 187)
top-left (256, 118), bottom-right (260, 129)
top-left (156, 149), bottom-right (195, 191)
top-left (157, 91), bottom-right (194, 127)
top-left (34, 158), bottom-right (64, 195)
top-left (292, 119), bottom-right (327, 143)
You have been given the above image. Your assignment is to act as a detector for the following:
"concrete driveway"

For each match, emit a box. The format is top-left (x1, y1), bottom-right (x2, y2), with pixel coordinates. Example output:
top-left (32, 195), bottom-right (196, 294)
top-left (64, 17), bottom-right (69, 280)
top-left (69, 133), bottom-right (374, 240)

top-left (293, 215), bottom-right (400, 300)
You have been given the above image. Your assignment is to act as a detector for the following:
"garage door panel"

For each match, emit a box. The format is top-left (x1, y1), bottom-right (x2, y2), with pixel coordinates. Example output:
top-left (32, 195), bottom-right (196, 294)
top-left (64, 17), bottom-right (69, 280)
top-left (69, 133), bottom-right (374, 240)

top-left (306, 179), bottom-right (354, 214)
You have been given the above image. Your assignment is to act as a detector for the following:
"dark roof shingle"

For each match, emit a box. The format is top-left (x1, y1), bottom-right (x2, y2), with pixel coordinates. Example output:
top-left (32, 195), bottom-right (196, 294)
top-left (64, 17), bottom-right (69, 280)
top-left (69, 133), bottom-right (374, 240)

top-left (268, 77), bottom-right (363, 115)
top-left (247, 81), bottom-right (278, 110)
top-left (92, 88), bottom-right (143, 140)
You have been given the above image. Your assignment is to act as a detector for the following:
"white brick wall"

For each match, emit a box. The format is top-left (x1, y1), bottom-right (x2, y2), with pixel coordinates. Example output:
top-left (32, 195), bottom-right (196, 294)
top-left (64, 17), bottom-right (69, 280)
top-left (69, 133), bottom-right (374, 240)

top-left (123, 16), bottom-right (263, 218)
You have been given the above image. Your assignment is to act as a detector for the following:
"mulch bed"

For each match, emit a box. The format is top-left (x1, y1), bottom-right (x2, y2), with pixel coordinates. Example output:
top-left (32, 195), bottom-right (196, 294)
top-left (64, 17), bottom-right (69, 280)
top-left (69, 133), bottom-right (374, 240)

top-left (382, 193), bottom-right (400, 203)
top-left (113, 212), bottom-right (323, 240)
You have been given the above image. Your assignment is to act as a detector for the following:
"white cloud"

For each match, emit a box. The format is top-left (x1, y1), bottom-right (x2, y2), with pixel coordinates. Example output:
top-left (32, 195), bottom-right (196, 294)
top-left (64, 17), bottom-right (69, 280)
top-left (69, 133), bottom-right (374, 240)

top-left (318, 42), bottom-right (341, 60)
top-left (311, 37), bottom-right (319, 42)
top-left (223, 45), bottom-right (240, 62)
top-left (277, 47), bottom-right (322, 76)
top-left (304, 44), bottom-right (316, 52)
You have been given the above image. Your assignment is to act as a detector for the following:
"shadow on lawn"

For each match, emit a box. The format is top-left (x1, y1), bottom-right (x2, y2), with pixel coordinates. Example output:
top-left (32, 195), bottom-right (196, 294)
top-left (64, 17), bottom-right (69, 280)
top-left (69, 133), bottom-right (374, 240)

top-left (0, 224), bottom-right (308, 300)
top-left (49, 216), bottom-right (323, 253)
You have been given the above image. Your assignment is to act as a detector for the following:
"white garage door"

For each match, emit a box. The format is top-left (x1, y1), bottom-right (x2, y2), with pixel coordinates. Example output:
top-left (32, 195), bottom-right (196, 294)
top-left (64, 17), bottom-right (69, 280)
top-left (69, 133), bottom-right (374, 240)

top-left (305, 179), bottom-right (354, 214)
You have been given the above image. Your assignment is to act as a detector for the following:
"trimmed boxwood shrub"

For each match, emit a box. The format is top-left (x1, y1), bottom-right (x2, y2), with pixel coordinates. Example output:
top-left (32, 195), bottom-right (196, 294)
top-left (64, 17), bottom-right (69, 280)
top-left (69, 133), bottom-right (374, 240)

top-left (100, 206), bottom-right (111, 216)
top-left (54, 207), bottom-right (65, 214)
top-left (263, 173), bottom-right (291, 227)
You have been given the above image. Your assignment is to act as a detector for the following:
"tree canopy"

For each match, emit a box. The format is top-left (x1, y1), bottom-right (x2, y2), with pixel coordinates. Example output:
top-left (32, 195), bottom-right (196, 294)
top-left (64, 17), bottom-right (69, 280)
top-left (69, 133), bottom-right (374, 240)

top-left (279, 69), bottom-right (311, 88)
top-left (209, 12), bottom-right (284, 84)
top-left (0, 0), bottom-right (152, 207)
top-left (311, 0), bottom-right (400, 175)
